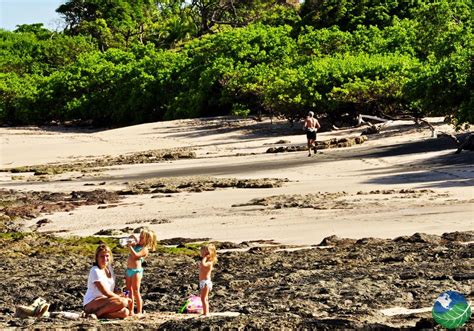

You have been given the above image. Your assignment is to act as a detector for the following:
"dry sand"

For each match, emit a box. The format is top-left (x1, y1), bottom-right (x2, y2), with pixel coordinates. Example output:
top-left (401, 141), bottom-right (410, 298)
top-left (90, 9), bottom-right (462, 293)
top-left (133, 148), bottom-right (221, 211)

top-left (0, 117), bottom-right (472, 245)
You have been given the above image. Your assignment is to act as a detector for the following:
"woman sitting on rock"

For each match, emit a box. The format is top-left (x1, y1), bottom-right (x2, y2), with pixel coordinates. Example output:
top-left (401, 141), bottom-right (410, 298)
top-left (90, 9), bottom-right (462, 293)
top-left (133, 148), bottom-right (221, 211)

top-left (83, 244), bottom-right (131, 319)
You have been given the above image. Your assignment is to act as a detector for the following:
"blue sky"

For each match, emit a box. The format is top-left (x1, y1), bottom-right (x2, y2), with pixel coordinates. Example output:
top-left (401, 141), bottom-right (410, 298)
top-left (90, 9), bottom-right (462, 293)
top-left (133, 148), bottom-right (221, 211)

top-left (0, 0), bottom-right (65, 31)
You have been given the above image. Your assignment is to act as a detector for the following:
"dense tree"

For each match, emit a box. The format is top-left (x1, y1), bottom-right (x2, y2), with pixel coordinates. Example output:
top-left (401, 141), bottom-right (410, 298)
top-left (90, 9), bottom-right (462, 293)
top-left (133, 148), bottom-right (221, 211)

top-left (0, 0), bottom-right (472, 127)
top-left (13, 23), bottom-right (53, 39)
top-left (166, 24), bottom-right (298, 119)
top-left (148, 0), bottom-right (197, 47)
top-left (406, 46), bottom-right (473, 129)
top-left (0, 27), bottom-right (97, 75)
top-left (31, 44), bottom-right (187, 125)
top-left (0, 73), bottom-right (42, 124)
top-left (411, 0), bottom-right (471, 60)
top-left (299, 0), bottom-right (422, 31)
top-left (57, 0), bottom-right (157, 49)
top-left (188, 0), bottom-right (299, 35)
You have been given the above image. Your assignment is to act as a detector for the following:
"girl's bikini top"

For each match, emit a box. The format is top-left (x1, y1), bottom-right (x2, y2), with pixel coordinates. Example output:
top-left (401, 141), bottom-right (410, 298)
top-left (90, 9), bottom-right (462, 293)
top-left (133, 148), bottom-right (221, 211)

top-left (133, 245), bottom-right (145, 263)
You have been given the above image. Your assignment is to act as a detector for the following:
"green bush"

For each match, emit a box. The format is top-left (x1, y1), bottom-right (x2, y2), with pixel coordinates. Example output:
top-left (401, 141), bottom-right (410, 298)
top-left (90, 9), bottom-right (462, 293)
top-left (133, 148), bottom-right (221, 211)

top-left (0, 1), bottom-right (472, 127)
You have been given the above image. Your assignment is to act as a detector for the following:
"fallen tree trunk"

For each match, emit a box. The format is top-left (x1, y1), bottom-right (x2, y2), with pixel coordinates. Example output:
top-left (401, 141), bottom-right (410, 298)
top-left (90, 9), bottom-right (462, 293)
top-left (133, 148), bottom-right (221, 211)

top-left (416, 118), bottom-right (462, 147)
top-left (455, 133), bottom-right (474, 154)
top-left (360, 114), bottom-right (390, 123)
top-left (359, 114), bottom-right (392, 135)
top-left (333, 114), bottom-right (391, 131)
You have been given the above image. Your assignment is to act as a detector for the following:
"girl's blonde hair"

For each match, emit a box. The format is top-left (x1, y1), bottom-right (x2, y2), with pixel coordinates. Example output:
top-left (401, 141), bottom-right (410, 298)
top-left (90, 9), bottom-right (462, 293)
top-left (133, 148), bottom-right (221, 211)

top-left (201, 243), bottom-right (217, 264)
top-left (140, 229), bottom-right (157, 251)
top-left (94, 244), bottom-right (113, 266)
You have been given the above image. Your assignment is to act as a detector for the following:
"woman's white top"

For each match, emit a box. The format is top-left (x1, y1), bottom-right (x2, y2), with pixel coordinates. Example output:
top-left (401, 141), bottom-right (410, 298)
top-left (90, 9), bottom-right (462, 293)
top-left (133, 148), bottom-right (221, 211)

top-left (83, 265), bottom-right (115, 306)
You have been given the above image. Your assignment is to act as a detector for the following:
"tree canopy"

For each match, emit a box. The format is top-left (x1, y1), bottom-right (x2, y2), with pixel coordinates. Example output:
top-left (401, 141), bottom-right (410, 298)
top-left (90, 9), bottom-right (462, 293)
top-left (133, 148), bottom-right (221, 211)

top-left (0, 0), bottom-right (472, 128)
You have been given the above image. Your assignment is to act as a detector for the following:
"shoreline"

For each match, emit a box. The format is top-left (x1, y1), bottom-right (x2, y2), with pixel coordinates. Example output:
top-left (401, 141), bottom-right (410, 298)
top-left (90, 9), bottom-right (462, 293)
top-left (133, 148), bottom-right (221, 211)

top-left (1, 117), bottom-right (472, 245)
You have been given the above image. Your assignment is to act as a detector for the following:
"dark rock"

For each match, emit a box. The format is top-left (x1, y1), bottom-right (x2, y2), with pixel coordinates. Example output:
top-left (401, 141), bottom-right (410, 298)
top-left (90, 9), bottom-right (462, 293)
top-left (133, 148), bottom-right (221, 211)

top-left (415, 317), bottom-right (436, 329)
top-left (159, 237), bottom-right (210, 245)
top-left (94, 229), bottom-right (123, 236)
top-left (395, 232), bottom-right (443, 244)
top-left (36, 218), bottom-right (52, 227)
top-left (442, 231), bottom-right (474, 242)
top-left (453, 273), bottom-right (474, 281)
top-left (318, 235), bottom-right (356, 246)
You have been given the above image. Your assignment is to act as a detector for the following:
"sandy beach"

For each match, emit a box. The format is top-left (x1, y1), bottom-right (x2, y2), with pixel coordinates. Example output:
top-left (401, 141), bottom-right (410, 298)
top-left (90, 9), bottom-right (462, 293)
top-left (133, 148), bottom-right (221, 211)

top-left (1, 117), bottom-right (472, 244)
top-left (0, 117), bottom-right (473, 329)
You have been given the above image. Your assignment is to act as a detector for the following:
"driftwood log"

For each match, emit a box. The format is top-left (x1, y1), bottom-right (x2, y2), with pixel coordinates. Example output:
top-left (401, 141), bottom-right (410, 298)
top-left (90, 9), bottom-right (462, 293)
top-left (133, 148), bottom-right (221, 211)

top-left (331, 114), bottom-right (471, 153)
top-left (455, 133), bottom-right (474, 154)
top-left (358, 114), bottom-right (391, 135)
top-left (416, 118), bottom-right (473, 154)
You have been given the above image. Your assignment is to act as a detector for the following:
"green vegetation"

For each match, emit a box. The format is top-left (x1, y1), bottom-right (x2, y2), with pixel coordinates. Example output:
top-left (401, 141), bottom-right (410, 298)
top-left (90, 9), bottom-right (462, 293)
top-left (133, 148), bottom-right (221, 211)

top-left (0, 232), bottom-right (120, 257)
top-left (0, 232), bottom-right (200, 257)
top-left (156, 243), bottom-right (201, 256)
top-left (0, 0), bottom-right (471, 128)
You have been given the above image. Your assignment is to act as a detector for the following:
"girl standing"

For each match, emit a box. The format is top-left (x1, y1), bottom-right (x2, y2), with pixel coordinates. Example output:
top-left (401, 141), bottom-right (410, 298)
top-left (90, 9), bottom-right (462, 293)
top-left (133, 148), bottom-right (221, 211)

top-left (199, 243), bottom-right (217, 316)
top-left (125, 229), bottom-right (157, 316)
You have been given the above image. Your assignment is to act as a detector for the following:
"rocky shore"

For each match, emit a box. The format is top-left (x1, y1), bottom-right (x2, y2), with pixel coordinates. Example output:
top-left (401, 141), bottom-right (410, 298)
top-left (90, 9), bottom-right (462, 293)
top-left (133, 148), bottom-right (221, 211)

top-left (0, 177), bottom-right (287, 233)
top-left (1, 231), bottom-right (472, 329)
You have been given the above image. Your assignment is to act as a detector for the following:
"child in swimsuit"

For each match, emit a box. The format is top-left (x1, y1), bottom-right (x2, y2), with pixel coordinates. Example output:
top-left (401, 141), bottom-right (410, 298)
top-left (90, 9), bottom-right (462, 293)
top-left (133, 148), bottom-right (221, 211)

top-left (125, 228), bottom-right (157, 316)
top-left (199, 243), bottom-right (217, 316)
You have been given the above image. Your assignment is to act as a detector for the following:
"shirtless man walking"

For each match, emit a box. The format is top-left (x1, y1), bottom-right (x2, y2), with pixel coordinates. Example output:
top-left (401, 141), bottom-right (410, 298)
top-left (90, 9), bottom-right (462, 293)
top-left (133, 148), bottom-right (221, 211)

top-left (304, 111), bottom-right (321, 157)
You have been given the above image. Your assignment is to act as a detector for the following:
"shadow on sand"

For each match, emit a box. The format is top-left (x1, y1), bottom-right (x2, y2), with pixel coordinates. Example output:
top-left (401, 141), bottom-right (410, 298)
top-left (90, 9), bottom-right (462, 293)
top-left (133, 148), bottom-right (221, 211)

top-left (352, 134), bottom-right (473, 188)
top-left (89, 134), bottom-right (472, 189)
top-left (146, 118), bottom-right (303, 140)
top-left (0, 125), bottom-right (107, 134)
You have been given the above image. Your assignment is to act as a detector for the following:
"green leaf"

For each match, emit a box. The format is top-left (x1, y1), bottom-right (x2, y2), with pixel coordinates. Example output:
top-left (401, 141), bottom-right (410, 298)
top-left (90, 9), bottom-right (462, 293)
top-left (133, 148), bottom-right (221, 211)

top-left (432, 303), bottom-right (472, 329)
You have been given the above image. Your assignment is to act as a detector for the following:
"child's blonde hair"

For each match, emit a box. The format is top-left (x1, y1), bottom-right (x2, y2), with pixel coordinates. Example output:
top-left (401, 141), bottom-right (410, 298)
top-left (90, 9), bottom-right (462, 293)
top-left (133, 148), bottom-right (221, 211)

top-left (140, 228), bottom-right (157, 251)
top-left (201, 243), bottom-right (217, 264)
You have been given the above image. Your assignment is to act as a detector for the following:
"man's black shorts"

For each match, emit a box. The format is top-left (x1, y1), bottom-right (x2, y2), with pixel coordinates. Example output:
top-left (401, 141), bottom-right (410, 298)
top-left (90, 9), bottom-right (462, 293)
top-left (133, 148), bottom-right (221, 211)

top-left (306, 130), bottom-right (316, 140)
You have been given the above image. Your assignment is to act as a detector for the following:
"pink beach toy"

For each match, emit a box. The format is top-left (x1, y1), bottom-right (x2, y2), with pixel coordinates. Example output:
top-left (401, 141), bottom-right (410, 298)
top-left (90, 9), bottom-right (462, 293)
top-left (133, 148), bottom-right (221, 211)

top-left (178, 295), bottom-right (203, 314)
